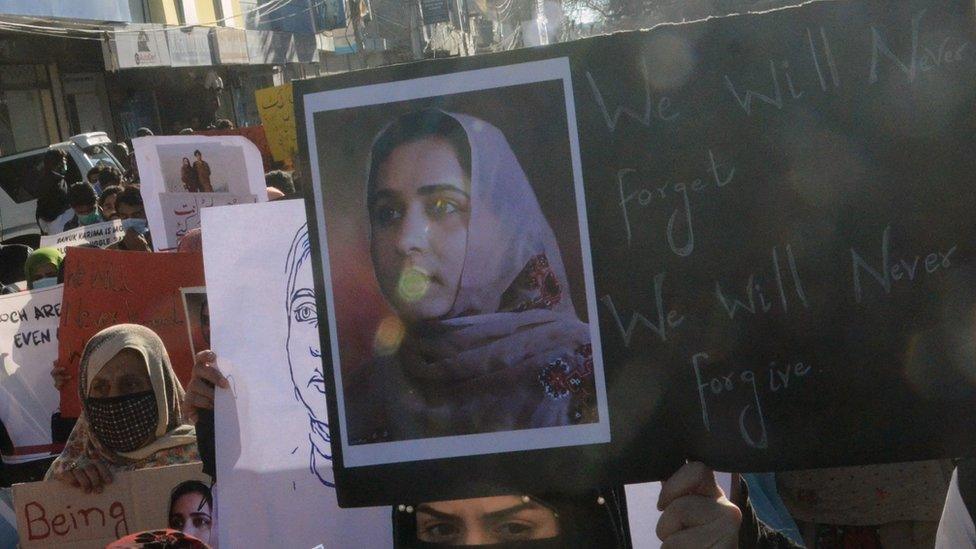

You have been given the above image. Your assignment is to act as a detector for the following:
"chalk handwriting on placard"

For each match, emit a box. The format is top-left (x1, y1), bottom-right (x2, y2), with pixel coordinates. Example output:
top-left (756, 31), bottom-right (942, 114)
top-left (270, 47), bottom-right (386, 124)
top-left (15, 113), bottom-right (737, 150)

top-left (23, 500), bottom-right (129, 541)
top-left (585, 71), bottom-right (680, 132)
top-left (589, 3), bottom-right (973, 457)
top-left (617, 149), bottom-right (735, 251)
top-left (851, 225), bottom-right (958, 303)
top-left (715, 246), bottom-right (809, 319)
top-left (724, 10), bottom-right (972, 118)
top-left (869, 10), bottom-right (970, 84)
top-left (601, 273), bottom-right (685, 346)
top-left (693, 352), bottom-right (814, 449)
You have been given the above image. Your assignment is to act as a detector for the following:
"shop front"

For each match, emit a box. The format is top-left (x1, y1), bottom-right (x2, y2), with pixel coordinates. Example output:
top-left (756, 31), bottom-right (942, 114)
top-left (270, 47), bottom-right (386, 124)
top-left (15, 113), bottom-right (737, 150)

top-left (0, 32), bottom-right (109, 155)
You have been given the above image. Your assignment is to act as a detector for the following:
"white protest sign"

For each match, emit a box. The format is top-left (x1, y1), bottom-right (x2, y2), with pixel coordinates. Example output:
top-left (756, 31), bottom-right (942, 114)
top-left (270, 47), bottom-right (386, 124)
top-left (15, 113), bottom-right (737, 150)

top-left (12, 463), bottom-right (209, 548)
top-left (201, 200), bottom-right (392, 548)
top-left (133, 135), bottom-right (267, 251)
top-left (0, 286), bottom-right (62, 465)
top-left (38, 221), bottom-right (126, 254)
top-left (156, 193), bottom-right (258, 252)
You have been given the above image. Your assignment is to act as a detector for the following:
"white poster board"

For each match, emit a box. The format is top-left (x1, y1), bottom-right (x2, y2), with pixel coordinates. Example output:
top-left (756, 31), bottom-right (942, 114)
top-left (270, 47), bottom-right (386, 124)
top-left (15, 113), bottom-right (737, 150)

top-left (201, 200), bottom-right (392, 548)
top-left (0, 286), bottom-right (62, 465)
top-left (38, 221), bottom-right (126, 254)
top-left (133, 136), bottom-right (267, 251)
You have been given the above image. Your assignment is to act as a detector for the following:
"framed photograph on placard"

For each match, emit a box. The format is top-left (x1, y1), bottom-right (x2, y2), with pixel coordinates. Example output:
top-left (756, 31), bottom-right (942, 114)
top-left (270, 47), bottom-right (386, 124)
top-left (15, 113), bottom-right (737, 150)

top-left (302, 57), bottom-right (610, 472)
top-left (180, 286), bottom-right (209, 357)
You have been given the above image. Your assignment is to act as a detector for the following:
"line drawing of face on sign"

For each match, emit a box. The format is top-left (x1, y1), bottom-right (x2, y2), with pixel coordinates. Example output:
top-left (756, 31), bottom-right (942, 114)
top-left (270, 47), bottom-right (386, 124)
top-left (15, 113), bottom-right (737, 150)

top-left (285, 223), bottom-right (333, 487)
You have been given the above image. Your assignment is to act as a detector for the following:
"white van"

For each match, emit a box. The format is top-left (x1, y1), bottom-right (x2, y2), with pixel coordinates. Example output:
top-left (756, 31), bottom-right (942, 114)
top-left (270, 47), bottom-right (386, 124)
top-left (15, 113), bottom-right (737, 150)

top-left (0, 132), bottom-right (125, 245)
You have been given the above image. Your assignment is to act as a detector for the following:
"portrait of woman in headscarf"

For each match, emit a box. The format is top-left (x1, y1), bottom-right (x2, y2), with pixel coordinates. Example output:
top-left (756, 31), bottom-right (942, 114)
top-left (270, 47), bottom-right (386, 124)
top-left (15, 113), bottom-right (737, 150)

top-left (343, 109), bottom-right (598, 444)
top-left (46, 324), bottom-right (199, 492)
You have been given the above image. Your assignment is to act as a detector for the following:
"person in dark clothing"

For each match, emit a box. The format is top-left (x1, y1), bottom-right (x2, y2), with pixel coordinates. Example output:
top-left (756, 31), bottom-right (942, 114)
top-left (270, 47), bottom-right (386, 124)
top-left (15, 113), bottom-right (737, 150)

top-left (193, 150), bottom-right (213, 193)
top-left (30, 149), bottom-right (71, 232)
top-left (34, 174), bottom-right (71, 236)
top-left (99, 184), bottom-right (124, 220)
top-left (0, 244), bottom-right (32, 285)
top-left (97, 166), bottom-right (124, 191)
top-left (265, 170), bottom-right (296, 196)
top-left (108, 185), bottom-right (152, 251)
top-left (63, 183), bottom-right (102, 231)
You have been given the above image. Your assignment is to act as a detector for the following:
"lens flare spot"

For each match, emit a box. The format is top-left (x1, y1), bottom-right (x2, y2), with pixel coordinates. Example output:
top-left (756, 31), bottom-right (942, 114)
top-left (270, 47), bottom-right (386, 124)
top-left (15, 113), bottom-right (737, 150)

top-left (398, 267), bottom-right (430, 303)
top-left (373, 315), bottom-right (405, 357)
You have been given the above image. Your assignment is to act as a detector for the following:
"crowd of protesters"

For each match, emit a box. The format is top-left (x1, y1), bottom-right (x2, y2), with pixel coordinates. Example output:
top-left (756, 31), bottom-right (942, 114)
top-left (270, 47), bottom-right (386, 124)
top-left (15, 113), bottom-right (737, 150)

top-left (0, 123), bottom-right (973, 549)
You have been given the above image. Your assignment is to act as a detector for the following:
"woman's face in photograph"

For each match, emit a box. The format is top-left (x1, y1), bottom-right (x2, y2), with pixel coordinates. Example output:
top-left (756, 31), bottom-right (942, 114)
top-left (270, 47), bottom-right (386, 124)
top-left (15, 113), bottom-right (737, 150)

top-left (287, 254), bottom-right (324, 423)
top-left (370, 137), bottom-right (470, 321)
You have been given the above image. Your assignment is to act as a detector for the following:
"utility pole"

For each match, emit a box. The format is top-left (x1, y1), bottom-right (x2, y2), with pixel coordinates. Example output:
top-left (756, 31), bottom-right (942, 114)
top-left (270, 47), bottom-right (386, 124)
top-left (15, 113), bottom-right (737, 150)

top-left (409, 1), bottom-right (424, 59)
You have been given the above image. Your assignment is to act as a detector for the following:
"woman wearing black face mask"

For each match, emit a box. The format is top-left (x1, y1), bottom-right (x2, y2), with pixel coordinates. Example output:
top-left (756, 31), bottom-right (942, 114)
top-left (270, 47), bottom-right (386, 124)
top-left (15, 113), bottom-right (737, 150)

top-left (46, 324), bottom-right (200, 493)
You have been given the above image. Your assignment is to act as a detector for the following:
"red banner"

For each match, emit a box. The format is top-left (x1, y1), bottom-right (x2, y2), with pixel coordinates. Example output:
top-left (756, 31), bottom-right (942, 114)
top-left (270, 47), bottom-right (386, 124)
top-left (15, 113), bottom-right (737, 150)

top-left (57, 248), bottom-right (204, 417)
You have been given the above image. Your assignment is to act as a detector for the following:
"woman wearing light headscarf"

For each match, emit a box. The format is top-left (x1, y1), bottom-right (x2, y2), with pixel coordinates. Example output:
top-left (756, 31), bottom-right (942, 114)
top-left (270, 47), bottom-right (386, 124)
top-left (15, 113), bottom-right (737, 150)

top-left (24, 247), bottom-right (63, 290)
top-left (345, 109), bottom-right (597, 443)
top-left (46, 324), bottom-right (198, 492)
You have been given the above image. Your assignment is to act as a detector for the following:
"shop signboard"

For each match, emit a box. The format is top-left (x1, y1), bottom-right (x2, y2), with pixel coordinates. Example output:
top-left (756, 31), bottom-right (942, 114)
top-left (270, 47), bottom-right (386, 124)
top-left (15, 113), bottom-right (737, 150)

top-left (421, 0), bottom-right (451, 24)
top-left (167, 26), bottom-right (213, 67)
top-left (245, 30), bottom-right (297, 65)
top-left (102, 24), bottom-right (171, 70)
top-left (314, 0), bottom-right (347, 31)
top-left (212, 27), bottom-right (250, 65)
top-left (0, 0), bottom-right (131, 22)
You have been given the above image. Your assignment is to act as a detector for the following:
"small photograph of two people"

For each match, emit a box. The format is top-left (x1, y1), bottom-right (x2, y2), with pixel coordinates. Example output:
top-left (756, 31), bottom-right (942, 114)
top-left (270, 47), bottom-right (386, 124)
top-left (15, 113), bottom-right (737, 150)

top-left (156, 141), bottom-right (246, 194)
top-left (305, 58), bottom-right (610, 466)
top-left (179, 150), bottom-right (212, 192)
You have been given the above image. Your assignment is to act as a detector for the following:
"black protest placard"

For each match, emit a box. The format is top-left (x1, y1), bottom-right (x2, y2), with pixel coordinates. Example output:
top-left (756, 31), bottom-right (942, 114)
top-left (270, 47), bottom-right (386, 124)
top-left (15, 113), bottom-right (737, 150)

top-left (296, 0), bottom-right (976, 506)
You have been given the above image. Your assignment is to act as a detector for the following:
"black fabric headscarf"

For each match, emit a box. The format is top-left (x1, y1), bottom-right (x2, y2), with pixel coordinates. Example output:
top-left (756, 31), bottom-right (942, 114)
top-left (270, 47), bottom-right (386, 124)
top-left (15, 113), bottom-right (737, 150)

top-left (34, 178), bottom-right (69, 222)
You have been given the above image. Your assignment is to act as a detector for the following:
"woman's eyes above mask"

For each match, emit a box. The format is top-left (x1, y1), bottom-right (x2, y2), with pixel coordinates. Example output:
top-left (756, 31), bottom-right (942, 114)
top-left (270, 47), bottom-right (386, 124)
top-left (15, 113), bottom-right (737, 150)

top-left (120, 376), bottom-right (147, 393)
top-left (89, 380), bottom-right (109, 397)
top-left (494, 520), bottom-right (537, 539)
top-left (421, 522), bottom-right (461, 542)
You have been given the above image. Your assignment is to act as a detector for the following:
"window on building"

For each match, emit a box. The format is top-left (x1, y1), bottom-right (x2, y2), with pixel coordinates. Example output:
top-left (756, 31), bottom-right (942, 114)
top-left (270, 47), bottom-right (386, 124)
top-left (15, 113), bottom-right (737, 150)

top-left (0, 65), bottom-right (58, 157)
